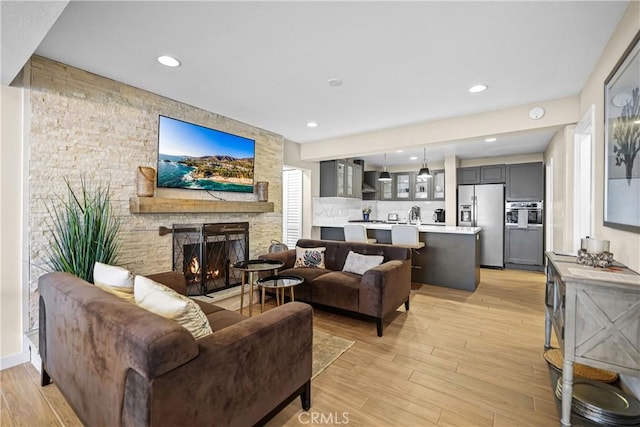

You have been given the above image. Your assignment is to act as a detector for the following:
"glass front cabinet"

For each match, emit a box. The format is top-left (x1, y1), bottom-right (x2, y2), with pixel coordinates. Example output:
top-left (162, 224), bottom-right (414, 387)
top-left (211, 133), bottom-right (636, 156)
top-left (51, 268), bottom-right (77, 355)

top-left (432, 170), bottom-right (445, 200)
top-left (375, 171), bottom-right (445, 201)
top-left (336, 161), bottom-right (346, 196)
top-left (319, 160), bottom-right (362, 198)
top-left (395, 173), bottom-right (412, 200)
top-left (379, 178), bottom-right (393, 200)
top-left (414, 174), bottom-right (431, 200)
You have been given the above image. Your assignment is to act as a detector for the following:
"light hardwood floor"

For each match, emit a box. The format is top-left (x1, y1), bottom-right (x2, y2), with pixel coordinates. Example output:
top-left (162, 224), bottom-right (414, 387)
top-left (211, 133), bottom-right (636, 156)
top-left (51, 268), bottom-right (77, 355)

top-left (1, 269), bottom-right (560, 426)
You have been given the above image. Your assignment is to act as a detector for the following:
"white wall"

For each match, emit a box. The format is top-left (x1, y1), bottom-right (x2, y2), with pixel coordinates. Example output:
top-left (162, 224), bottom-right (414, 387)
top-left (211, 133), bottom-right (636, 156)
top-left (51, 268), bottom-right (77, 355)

top-left (283, 139), bottom-right (319, 240)
top-left (579, 2), bottom-right (640, 273)
top-left (444, 155), bottom-right (459, 226)
top-left (544, 125), bottom-right (576, 253)
top-left (0, 84), bottom-right (28, 368)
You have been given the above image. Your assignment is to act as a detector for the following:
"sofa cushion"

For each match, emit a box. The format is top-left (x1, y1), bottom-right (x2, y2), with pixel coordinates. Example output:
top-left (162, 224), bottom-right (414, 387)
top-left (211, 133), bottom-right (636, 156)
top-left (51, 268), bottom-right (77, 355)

top-left (279, 266), bottom-right (330, 282)
top-left (193, 300), bottom-right (226, 316)
top-left (145, 271), bottom-right (188, 295)
top-left (93, 262), bottom-right (135, 303)
top-left (342, 251), bottom-right (384, 275)
top-left (134, 276), bottom-right (213, 340)
top-left (295, 239), bottom-right (410, 271)
top-left (311, 271), bottom-right (361, 312)
top-left (294, 246), bottom-right (326, 268)
top-left (207, 310), bottom-right (247, 331)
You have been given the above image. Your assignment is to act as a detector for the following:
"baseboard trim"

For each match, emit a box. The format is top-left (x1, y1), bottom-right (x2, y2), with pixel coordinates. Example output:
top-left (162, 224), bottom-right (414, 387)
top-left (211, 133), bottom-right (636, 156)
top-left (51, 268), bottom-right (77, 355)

top-left (0, 350), bottom-right (30, 370)
top-left (25, 329), bottom-right (41, 373)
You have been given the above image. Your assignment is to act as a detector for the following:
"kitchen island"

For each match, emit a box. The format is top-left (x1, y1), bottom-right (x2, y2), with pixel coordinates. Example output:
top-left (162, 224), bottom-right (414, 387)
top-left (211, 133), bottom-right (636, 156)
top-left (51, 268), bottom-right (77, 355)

top-left (317, 222), bottom-right (481, 291)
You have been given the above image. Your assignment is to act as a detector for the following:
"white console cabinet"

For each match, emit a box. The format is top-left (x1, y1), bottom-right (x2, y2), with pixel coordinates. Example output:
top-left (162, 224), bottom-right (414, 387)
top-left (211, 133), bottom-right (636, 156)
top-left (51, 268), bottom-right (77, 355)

top-left (544, 252), bottom-right (640, 426)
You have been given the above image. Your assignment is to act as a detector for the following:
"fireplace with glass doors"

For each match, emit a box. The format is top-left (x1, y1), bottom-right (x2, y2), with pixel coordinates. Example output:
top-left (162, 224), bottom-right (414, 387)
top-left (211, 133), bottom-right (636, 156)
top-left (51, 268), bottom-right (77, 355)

top-left (171, 222), bottom-right (249, 295)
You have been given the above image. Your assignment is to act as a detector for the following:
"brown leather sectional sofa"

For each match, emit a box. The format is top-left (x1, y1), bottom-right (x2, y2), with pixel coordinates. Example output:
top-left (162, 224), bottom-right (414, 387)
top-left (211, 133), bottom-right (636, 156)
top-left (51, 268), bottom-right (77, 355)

top-left (260, 239), bottom-right (412, 336)
top-left (38, 271), bottom-right (312, 426)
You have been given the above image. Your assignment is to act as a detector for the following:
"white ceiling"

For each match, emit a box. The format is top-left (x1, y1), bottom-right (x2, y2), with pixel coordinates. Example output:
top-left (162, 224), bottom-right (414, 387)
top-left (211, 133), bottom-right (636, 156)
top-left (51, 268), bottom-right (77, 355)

top-left (358, 127), bottom-right (561, 169)
top-left (2, 1), bottom-right (629, 165)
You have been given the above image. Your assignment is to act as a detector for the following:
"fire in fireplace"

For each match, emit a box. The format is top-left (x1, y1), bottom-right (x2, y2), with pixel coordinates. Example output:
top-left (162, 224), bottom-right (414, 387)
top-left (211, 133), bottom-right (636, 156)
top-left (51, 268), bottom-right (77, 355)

top-left (171, 223), bottom-right (249, 295)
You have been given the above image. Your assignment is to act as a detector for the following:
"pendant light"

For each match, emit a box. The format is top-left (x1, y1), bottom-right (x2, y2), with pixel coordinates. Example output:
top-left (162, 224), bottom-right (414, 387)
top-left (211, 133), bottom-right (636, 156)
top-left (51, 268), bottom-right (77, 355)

top-left (418, 147), bottom-right (431, 178)
top-left (378, 153), bottom-right (392, 181)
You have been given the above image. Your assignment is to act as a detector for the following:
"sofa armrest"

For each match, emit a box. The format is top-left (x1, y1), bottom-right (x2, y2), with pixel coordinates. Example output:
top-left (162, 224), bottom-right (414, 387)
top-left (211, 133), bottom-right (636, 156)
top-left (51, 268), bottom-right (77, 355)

top-left (259, 249), bottom-right (296, 269)
top-left (149, 302), bottom-right (313, 426)
top-left (359, 259), bottom-right (411, 318)
top-left (145, 271), bottom-right (188, 296)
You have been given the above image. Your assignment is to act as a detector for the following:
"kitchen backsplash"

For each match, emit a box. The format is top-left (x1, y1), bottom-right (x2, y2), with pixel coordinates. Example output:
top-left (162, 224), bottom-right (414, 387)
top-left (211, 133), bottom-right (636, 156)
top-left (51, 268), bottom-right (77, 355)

top-left (313, 197), bottom-right (446, 226)
top-left (312, 197), bottom-right (363, 226)
top-left (371, 200), bottom-right (446, 224)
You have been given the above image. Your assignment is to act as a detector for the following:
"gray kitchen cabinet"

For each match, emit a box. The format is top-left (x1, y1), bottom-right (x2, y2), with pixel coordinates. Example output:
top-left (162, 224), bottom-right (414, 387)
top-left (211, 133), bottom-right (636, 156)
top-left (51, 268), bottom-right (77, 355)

top-left (352, 162), bottom-right (363, 199)
top-left (410, 231), bottom-right (480, 291)
top-left (504, 225), bottom-right (543, 265)
top-left (480, 164), bottom-right (506, 184)
top-left (320, 160), bottom-right (363, 198)
top-left (394, 172), bottom-right (413, 200)
top-left (457, 167), bottom-right (480, 185)
top-left (369, 171), bottom-right (441, 201)
top-left (414, 173), bottom-right (432, 200)
top-left (432, 170), bottom-right (445, 200)
top-left (319, 160), bottom-right (343, 197)
top-left (506, 162), bottom-right (543, 201)
top-left (377, 172), bottom-right (412, 200)
top-left (379, 175), bottom-right (394, 200)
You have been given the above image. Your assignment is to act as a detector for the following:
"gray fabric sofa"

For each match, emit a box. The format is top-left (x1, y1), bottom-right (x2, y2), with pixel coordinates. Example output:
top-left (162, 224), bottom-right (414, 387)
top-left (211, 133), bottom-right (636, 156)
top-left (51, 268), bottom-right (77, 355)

top-left (38, 271), bottom-right (313, 427)
top-left (259, 239), bottom-right (411, 336)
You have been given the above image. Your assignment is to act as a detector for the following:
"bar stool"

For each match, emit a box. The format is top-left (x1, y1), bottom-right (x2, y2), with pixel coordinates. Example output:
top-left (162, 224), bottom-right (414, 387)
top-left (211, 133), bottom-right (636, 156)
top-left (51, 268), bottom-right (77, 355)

top-left (391, 225), bottom-right (424, 274)
top-left (391, 224), bottom-right (425, 249)
top-left (344, 224), bottom-right (377, 244)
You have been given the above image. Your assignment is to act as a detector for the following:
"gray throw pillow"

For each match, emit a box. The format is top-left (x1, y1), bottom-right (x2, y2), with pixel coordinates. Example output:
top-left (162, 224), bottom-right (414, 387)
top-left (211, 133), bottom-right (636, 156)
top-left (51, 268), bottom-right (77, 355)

top-left (342, 251), bottom-right (383, 275)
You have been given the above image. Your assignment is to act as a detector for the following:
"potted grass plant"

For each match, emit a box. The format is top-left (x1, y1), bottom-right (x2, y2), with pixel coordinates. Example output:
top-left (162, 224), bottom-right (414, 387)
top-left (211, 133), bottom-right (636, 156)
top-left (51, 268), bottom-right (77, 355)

top-left (44, 177), bottom-right (121, 283)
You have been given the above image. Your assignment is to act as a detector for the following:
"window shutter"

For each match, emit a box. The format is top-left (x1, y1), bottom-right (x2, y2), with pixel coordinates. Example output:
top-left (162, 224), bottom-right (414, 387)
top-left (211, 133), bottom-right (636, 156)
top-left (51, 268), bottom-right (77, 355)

top-left (283, 169), bottom-right (303, 248)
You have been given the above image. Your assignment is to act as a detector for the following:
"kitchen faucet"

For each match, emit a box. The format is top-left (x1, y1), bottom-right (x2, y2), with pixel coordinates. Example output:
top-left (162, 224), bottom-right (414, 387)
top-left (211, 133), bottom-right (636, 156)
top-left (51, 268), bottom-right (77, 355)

top-left (408, 206), bottom-right (420, 224)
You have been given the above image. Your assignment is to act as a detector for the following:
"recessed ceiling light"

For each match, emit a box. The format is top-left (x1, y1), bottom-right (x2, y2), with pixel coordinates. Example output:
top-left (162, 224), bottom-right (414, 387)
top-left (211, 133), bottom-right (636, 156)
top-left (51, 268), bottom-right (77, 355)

top-left (157, 55), bottom-right (181, 67)
top-left (468, 84), bottom-right (488, 93)
top-left (485, 137), bottom-right (497, 142)
top-left (306, 122), bottom-right (318, 128)
top-left (409, 156), bottom-right (418, 160)
top-left (396, 150), bottom-right (404, 153)
top-left (328, 78), bottom-right (342, 87)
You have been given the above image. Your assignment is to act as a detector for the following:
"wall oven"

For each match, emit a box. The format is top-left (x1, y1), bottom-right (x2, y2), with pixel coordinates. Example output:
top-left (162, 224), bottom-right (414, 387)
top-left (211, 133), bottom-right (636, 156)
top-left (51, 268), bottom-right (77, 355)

top-left (505, 201), bottom-right (544, 266)
top-left (505, 201), bottom-right (543, 226)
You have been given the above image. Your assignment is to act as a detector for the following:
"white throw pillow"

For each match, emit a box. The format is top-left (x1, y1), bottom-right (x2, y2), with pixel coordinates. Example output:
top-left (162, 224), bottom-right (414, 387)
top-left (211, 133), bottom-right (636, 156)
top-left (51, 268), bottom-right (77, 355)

top-left (93, 262), bottom-right (135, 303)
top-left (342, 251), bottom-right (384, 275)
top-left (134, 275), bottom-right (213, 340)
top-left (294, 246), bottom-right (326, 268)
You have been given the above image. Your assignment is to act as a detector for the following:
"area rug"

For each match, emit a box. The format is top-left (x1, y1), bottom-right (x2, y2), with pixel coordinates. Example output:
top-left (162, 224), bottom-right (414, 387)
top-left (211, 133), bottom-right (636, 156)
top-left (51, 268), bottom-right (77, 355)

top-left (312, 330), bottom-right (355, 379)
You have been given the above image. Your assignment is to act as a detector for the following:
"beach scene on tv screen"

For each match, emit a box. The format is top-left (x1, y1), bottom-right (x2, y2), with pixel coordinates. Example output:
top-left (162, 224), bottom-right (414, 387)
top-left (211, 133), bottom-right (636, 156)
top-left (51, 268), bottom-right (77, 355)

top-left (157, 116), bottom-right (255, 193)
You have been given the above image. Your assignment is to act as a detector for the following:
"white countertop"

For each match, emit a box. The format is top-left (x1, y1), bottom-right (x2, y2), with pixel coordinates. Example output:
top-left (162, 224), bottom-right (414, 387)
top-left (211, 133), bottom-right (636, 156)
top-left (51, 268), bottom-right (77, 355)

top-left (313, 221), bottom-right (481, 235)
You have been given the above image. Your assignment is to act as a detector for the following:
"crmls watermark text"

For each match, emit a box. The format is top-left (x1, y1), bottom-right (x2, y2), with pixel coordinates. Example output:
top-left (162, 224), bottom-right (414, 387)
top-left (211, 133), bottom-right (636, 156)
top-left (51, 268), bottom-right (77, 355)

top-left (298, 412), bottom-right (350, 424)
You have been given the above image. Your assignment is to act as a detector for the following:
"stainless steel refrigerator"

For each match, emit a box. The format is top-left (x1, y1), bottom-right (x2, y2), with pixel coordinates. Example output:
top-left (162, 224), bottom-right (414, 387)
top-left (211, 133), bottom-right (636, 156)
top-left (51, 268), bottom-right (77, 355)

top-left (458, 184), bottom-right (505, 268)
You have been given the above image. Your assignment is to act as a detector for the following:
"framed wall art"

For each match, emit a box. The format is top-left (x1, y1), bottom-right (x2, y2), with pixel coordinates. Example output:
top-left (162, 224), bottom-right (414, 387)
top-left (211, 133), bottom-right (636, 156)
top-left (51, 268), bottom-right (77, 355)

top-left (604, 30), bottom-right (640, 233)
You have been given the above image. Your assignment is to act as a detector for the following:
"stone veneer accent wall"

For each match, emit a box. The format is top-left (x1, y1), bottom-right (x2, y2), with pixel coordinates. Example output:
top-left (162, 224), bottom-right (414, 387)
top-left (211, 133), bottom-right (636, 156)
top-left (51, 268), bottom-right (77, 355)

top-left (27, 56), bottom-right (283, 329)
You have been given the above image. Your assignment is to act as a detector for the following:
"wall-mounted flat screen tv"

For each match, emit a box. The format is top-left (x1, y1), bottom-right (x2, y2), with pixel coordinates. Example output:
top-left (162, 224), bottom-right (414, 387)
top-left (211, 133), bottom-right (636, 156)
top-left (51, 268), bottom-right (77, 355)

top-left (157, 115), bottom-right (255, 193)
